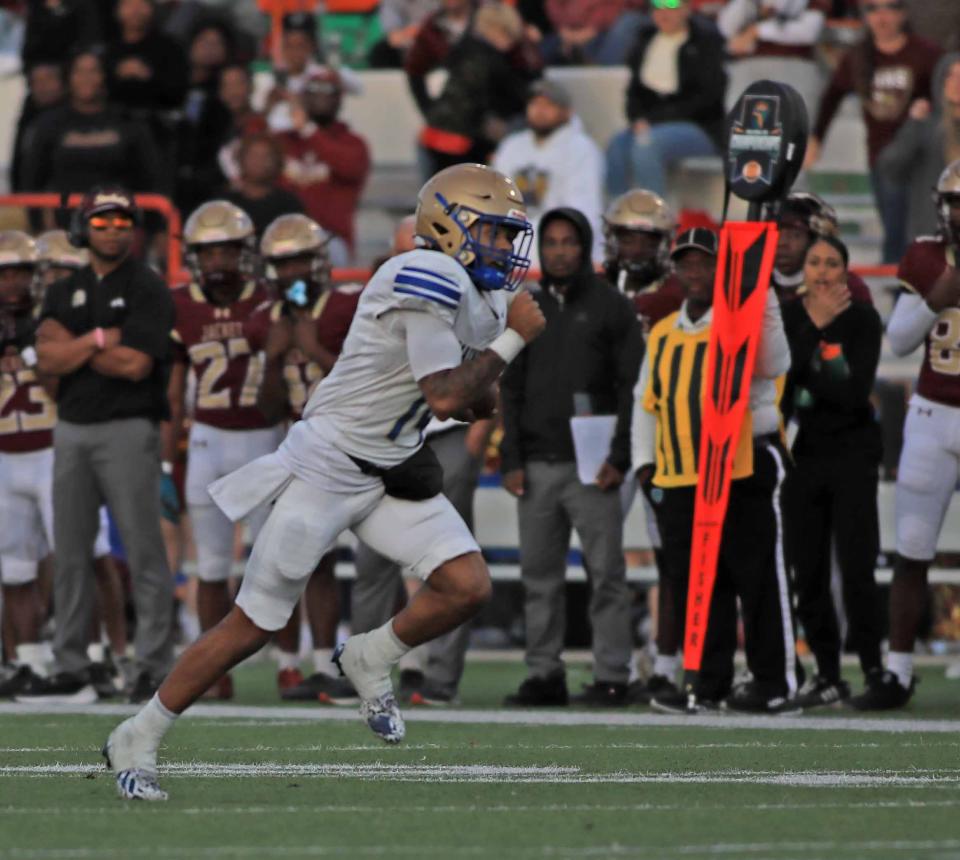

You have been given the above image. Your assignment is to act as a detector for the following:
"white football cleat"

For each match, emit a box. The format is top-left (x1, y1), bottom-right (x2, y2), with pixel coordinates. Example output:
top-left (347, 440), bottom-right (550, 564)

top-left (102, 718), bottom-right (167, 801)
top-left (333, 640), bottom-right (406, 744)
top-left (115, 769), bottom-right (169, 802)
top-left (360, 693), bottom-right (406, 745)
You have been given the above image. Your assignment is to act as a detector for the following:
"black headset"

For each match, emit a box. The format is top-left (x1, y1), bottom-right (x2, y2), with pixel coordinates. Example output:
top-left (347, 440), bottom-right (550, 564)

top-left (67, 185), bottom-right (142, 249)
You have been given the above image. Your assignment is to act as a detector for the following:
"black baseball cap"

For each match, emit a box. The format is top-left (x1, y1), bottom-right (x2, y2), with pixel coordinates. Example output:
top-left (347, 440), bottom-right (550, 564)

top-left (671, 227), bottom-right (718, 258)
top-left (282, 12), bottom-right (316, 36)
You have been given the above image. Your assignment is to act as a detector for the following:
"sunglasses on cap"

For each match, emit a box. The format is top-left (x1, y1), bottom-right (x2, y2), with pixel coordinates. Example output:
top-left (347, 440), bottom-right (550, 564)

top-left (651, 0), bottom-right (686, 8)
top-left (89, 214), bottom-right (134, 231)
top-left (864, 1), bottom-right (903, 11)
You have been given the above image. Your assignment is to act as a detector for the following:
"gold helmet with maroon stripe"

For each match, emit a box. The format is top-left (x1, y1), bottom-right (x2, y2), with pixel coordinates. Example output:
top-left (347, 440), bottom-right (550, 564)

top-left (935, 158), bottom-right (960, 249)
top-left (602, 189), bottom-right (676, 285)
top-left (0, 230), bottom-right (39, 314)
top-left (260, 214), bottom-right (331, 302)
top-left (183, 200), bottom-right (256, 296)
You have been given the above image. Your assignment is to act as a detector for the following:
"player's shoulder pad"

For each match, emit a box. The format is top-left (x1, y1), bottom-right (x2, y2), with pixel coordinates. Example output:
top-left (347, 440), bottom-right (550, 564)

top-left (898, 236), bottom-right (948, 295)
top-left (388, 249), bottom-right (469, 314)
top-left (334, 281), bottom-right (364, 296)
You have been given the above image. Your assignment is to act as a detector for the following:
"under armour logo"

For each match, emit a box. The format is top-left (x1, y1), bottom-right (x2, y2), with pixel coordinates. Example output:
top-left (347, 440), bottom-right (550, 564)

top-left (917, 408), bottom-right (933, 417)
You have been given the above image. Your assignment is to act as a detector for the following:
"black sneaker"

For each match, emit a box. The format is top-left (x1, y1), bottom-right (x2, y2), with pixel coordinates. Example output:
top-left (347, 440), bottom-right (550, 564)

top-left (409, 679), bottom-right (460, 707)
top-left (503, 674), bottom-right (568, 707)
top-left (849, 669), bottom-right (915, 711)
top-left (0, 665), bottom-right (40, 698)
top-left (626, 674), bottom-right (678, 705)
top-left (793, 675), bottom-right (850, 710)
top-left (88, 662), bottom-right (120, 700)
top-left (127, 671), bottom-right (160, 704)
top-left (14, 670), bottom-right (97, 704)
top-left (280, 672), bottom-right (359, 705)
top-left (570, 681), bottom-right (628, 707)
top-left (397, 669), bottom-right (425, 703)
top-left (650, 688), bottom-right (719, 715)
top-left (721, 681), bottom-right (802, 715)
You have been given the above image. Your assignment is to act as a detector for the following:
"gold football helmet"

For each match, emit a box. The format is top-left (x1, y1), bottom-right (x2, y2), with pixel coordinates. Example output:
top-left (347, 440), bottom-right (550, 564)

top-left (37, 230), bottom-right (88, 270)
top-left (0, 230), bottom-right (39, 313)
top-left (936, 158), bottom-right (960, 247)
top-left (415, 163), bottom-right (532, 291)
top-left (183, 200), bottom-right (256, 292)
top-left (261, 214), bottom-right (331, 299)
top-left (603, 189), bottom-right (676, 285)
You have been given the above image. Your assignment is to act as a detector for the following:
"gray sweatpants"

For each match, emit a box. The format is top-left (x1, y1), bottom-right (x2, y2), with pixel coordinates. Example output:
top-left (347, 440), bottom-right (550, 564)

top-left (351, 426), bottom-right (482, 688)
top-left (519, 461), bottom-right (632, 684)
top-left (53, 418), bottom-right (173, 678)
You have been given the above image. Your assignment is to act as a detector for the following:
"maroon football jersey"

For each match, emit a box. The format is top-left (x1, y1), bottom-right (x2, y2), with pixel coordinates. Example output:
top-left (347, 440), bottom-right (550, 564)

top-left (171, 282), bottom-right (275, 430)
top-left (246, 286), bottom-right (360, 419)
top-left (632, 275), bottom-right (685, 333)
top-left (898, 237), bottom-right (960, 406)
top-left (0, 366), bottom-right (55, 453)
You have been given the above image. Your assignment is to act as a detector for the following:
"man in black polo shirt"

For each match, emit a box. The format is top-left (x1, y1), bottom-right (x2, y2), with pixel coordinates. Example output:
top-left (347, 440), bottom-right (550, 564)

top-left (29, 187), bottom-right (175, 703)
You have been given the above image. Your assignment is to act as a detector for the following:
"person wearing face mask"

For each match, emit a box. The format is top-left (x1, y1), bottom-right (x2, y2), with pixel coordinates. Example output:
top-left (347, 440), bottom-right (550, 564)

top-left (780, 234), bottom-right (884, 710)
top-left (773, 193), bottom-right (874, 305)
top-left (278, 67), bottom-right (371, 267)
top-left (245, 213), bottom-right (362, 705)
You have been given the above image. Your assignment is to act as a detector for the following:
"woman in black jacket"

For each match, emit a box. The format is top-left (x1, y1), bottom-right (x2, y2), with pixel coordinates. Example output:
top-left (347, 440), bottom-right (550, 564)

top-left (605, 0), bottom-right (726, 197)
top-left (781, 235), bottom-right (884, 710)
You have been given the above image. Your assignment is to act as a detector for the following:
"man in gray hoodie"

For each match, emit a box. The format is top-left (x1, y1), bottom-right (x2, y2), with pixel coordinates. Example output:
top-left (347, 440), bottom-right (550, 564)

top-left (877, 52), bottom-right (960, 244)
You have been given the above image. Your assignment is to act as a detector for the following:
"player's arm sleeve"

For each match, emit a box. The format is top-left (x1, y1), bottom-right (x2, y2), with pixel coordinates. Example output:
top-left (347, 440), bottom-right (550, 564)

top-left (401, 310), bottom-right (463, 381)
top-left (631, 351), bottom-right (657, 473)
top-left (886, 291), bottom-right (939, 357)
top-left (755, 289), bottom-right (791, 379)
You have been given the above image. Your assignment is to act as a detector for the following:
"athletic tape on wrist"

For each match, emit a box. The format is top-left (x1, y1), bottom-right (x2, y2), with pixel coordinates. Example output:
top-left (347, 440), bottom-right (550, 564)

top-left (488, 329), bottom-right (526, 364)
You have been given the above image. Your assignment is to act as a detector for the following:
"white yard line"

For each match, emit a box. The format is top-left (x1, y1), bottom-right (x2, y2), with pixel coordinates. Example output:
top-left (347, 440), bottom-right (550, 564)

top-left (3, 761), bottom-right (960, 787)
top-left (3, 840), bottom-right (960, 859)
top-left (1, 701), bottom-right (959, 734)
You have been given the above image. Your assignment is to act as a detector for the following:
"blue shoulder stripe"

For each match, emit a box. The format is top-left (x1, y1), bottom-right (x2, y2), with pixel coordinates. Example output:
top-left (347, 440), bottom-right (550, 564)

top-left (394, 286), bottom-right (459, 310)
top-left (399, 265), bottom-right (460, 288)
top-left (394, 274), bottom-right (461, 303)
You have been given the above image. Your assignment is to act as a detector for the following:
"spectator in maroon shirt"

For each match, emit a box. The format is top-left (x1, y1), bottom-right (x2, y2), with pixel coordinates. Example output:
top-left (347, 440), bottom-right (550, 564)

top-left (539, 0), bottom-right (646, 66)
top-left (278, 67), bottom-right (370, 266)
top-left (806, 0), bottom-right (942, 262)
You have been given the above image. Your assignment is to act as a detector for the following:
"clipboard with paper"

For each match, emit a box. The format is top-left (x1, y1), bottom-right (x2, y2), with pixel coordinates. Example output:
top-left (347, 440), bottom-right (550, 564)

top-left (569, 415), bottom-right (617, 485)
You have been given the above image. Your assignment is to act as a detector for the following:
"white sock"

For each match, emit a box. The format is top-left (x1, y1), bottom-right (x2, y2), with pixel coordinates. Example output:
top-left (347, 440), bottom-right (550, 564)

top-left (275, 650), bottom-right (299, 672)
top-left (130, 694), bottom-right (177, 748)
top-left (87, 642), bottom-right (106, 664)
top-left (653, 653), bottom-right (679, 681)
top-left (312, 649), bottom-right (339, 678)
top-left (367, 621), bottom-right (410, 665)
top-left (398, 643), bottom-right (427, 674)
top-left (16, 643), bottom-right (48, 677)
top-left (887, 651), bottom-right (913, 688)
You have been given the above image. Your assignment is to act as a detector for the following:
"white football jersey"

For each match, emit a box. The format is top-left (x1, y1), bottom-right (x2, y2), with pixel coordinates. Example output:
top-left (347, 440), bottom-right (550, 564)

top-left (288, 248), bottom-right (507, 468)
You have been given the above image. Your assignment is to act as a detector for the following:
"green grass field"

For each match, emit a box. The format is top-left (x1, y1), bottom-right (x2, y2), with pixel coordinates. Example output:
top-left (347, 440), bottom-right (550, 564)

top-left (2, 658), bottom-right (959, 860)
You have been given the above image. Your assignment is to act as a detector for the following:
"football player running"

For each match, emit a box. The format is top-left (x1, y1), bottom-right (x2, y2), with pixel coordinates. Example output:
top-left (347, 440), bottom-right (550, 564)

top-left (104, 164), bottom-right (545, 800)
top-left (162, 201), bottom-right (283, 700)
top-left (248, 213), bottom-right (361, 703)
top-left (869, 159), bottom-right (960, 709)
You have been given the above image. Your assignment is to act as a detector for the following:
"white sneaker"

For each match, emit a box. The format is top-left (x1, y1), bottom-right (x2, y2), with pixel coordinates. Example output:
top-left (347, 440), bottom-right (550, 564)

top-left (103, 719), bottom-right (167, 801)
top-left (333, 640), bottom-right (406, 744)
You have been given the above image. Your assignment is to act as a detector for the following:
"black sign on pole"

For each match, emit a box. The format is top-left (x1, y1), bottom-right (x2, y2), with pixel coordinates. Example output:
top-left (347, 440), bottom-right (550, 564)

top-left (724, 80), bottom-right (809, 221)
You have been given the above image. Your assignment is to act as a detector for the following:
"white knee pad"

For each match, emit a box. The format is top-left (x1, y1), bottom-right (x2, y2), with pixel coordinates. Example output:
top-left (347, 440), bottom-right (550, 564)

top-left (0, 556), bottom-right (39, 585)
top-left (190, 503), bottom-right (237, 582)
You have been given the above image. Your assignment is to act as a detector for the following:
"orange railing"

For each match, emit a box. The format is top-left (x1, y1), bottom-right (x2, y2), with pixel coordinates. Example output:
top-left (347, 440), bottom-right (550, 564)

top-left (0, 192), bottom-right (189, 286)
